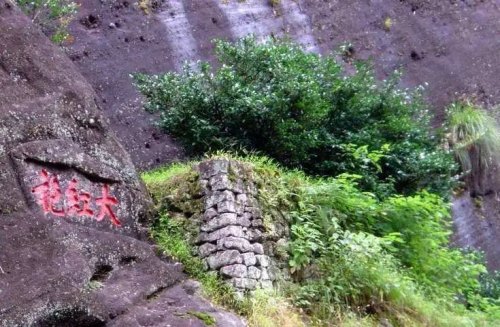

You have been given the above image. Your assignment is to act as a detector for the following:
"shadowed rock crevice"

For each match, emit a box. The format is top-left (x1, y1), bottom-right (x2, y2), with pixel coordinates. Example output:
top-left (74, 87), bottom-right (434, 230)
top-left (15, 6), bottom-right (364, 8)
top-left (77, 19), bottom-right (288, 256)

top-left (90, 264), bottom-right (114, 282)
top-left (119, 255), bottom-right (138, 265)
top-left (33, 309), bottom-right (106, 327)
top-left (145, 286), bottom-right (167, 301)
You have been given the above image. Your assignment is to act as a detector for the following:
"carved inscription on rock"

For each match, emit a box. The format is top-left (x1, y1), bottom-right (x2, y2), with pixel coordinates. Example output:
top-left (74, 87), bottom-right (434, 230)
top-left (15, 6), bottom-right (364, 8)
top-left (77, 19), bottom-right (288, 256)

top-left (31, 169), bottom-right (121, 226)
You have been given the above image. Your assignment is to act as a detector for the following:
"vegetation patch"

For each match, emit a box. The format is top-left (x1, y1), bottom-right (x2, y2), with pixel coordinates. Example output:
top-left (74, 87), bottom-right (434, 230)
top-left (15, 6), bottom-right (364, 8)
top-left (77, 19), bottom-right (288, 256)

top-left (16, 0), bottom-right (79, 44)
top-left (137, 35), bottom-right (500, 327)
top-left (142, 154), bottom-right (500, 326)
top-left (187, 311), bottom-right (216, 326)
top-left (446, 101), bottom-right (500, 194)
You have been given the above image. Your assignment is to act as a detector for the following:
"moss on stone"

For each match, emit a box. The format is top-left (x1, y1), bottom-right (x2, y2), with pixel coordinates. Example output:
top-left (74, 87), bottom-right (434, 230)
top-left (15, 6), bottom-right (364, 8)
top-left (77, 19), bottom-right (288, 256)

top-left (187, 311), bottom-right (216, 326)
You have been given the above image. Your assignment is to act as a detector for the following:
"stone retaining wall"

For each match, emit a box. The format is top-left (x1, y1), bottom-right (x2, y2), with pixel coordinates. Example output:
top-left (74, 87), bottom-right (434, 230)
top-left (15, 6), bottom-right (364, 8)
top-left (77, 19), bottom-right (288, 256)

top-left (196, 159), bottom-right (286, 292)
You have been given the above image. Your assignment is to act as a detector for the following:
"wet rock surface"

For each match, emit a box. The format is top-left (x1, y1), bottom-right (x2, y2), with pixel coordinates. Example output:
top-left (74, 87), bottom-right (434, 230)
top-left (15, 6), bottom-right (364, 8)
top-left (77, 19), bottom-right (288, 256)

top-left (453, 192), bottom-right (500, 271)
top-left (0, 4), bottom-right (245, 326)
top-left (66, 0), bottom-right (186, 171)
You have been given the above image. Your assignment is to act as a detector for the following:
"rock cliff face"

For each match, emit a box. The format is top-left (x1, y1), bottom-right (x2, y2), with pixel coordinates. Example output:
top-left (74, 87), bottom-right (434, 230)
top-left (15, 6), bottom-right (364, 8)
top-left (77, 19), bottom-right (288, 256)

top-left (65, 0), bottom-right (500, 169)
top-left (0, 3), bottom-right (244, 326)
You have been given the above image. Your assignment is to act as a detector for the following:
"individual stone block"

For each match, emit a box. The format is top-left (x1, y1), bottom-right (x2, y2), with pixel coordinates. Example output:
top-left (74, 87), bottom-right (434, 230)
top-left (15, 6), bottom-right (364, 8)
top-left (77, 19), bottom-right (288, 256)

top-left (241, 252), bottom-right (257, 266)
top-left (236, 193), bottom-right (247, 204)
top-left (210, 174), bottom-right (231, 191)
top-left (199, 179), bottom-right (209, 195)
top-left (201, 212), bottom-right (237, 232)
top-left (233, 277), bottom-right (257, 290)
top-left (252, 243), bottom-right (264, 255)
top-left (205, 190), bottom-right (235, 208)
top-left (217, 236), bottom-right (253, 253)
top-left (244, 206), bottom-right (261, 219)
top-left (235, 202), bottom-right (245, 215)
top-left (202, 258), bottom-right (210, 270)
top-left (256, 255), bottom-right (270, 267)
top-left (198, 243), bottom-right (217, 258)
top-left (247, 266), bottom-right (261, 279)
top-left (198, 225), bottom-right (246, 243)
top-left (245, 229), bottom-right (263, 242)
top-left (220, 264), bottom-right (248, 278)
top-left (251, 219), bottom-right (263, 227)
top-left (243, 212), bottom-right (252, 221)
top-left (206, 250), bottom-right (242, 270)
top-left (201, 213), bottom-right (251, 232)
top-left (230, 179), bottom-right (245, 194)
top-left (261, 268), bottom-right (270, 280)
top-left (260, 280), bottom-right (273, 289)
top-left (267, 264), bottom-right (279, 280)
top-left (246, 196), bottom-right (259, 208)
top-left (203, 208), bottom-right (218, 221)
top-left (199, 159), bottom-right (229, 179)
top-left (218, 200), bottom-right (236, 213)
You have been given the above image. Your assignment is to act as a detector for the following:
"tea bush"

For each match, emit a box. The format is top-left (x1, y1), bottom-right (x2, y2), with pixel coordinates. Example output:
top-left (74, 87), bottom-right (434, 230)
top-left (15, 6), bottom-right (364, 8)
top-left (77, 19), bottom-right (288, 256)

top-left (135, 36), bottom-right (457, 198)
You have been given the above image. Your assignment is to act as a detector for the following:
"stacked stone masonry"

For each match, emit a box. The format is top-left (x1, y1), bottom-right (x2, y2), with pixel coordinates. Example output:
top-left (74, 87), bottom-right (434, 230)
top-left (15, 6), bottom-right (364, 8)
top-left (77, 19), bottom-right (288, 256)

top-left (197, 159), bottom-right (278, 292)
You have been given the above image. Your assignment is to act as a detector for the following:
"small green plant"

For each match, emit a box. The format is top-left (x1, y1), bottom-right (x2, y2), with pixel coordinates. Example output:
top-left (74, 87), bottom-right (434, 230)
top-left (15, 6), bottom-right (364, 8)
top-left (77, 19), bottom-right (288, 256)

top-left (383, 17), bottom-right (393, 31)
top-left (16, 0), bottom-right (78, 44)
top-left (269, 0), bottom-right (280, 7)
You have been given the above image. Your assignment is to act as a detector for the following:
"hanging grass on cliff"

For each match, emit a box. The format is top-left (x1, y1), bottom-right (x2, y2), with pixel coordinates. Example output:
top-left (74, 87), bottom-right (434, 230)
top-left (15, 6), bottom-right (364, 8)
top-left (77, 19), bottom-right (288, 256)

top-left (446, 101), bottom-right (500, 194)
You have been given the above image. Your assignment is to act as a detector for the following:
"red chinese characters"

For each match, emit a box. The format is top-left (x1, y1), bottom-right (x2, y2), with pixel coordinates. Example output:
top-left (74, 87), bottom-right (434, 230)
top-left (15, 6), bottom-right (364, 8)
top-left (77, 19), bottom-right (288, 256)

top-left (31, 169), bottom-right (65, 216)
top-left (31, 169), bottom-right (122, 227)
top-left (65, 178), bottom-right (94, 218)
top-left (96, 184), bottom-right (121, 227)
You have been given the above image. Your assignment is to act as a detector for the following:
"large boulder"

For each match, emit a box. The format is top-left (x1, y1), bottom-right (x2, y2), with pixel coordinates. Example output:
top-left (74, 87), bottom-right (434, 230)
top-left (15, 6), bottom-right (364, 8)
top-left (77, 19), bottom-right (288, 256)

top-left (0, 2), bottom-right (244, 326)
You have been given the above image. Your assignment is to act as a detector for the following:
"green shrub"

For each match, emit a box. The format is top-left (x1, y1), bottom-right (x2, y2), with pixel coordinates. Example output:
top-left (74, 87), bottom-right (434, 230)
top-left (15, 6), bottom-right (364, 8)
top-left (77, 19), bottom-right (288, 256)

top-left (135, 36), bottom-right (457, 198)
top-left (16, 0), bottom-right (78, 44)
top-left (285, 177), bottom-right (486, 323)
